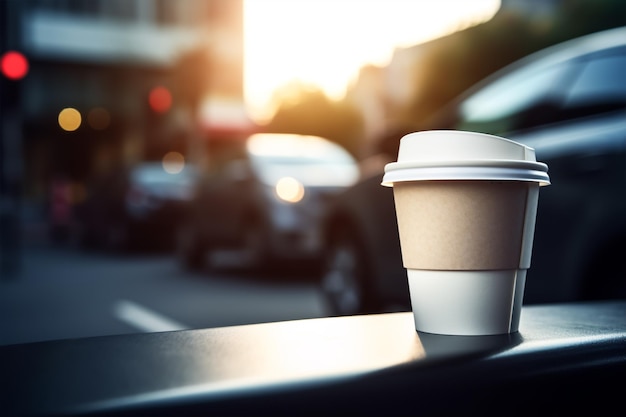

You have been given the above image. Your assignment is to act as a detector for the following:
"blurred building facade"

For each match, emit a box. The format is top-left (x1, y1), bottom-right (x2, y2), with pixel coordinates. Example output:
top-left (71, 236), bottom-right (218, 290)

top-left (1, 0), bottom-right (248, 213)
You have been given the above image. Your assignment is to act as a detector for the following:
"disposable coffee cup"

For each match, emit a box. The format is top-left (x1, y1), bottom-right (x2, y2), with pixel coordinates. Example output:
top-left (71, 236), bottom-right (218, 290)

top-left (382, 130), bottom-right (550, 336)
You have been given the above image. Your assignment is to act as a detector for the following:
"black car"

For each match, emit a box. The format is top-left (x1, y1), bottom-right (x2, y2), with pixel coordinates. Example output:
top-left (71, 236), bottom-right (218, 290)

top-left (176, 133), bottom-right (359, 272)
top-left (73, 161), bottom-right (198, 252)
top-left (320, 26), bottom-right (626, 316)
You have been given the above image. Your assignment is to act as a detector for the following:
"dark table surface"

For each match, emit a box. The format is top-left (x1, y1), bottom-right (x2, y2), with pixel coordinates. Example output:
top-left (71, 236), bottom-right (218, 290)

top-left (2, 300), bottom-right (626, 416)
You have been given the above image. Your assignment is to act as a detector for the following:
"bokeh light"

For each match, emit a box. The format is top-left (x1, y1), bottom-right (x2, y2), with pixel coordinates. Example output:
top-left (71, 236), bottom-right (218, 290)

top-left (162, 151), bottom-right (185, 174)
top-left (148, 86), bottom-right (173, 114)
top-left (0, 51), bottom-right (29, 80)
top-left (87, 107), bottom-right (111, 130)
top-left (275, 177), bottom-right (305, 203)
top-left (58, 108), bottom-right (82, 132)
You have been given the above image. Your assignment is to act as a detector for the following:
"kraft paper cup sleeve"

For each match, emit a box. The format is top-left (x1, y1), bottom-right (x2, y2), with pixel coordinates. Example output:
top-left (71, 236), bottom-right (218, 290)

top-left (393, 181), bottom-right (538, 271)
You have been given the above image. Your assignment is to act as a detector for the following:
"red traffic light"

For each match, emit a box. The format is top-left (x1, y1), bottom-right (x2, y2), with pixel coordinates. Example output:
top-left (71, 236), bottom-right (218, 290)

top-left (148, 86), bottom-right (172, 113)
top-left (1, 51), bottom-right (29, 80)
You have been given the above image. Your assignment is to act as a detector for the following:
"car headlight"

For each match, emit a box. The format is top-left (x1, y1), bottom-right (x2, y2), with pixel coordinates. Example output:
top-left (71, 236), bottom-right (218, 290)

top-left (275, 177), bottom-right (305, 203)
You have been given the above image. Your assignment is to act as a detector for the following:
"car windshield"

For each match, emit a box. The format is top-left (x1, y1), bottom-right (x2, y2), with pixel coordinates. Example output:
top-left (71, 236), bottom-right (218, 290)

top-left (254, 158), bottom-right (359, 187)
top-left (2, 0), bottom-right (625, 348)
top-left (248, 135), bottom-right (359, 186)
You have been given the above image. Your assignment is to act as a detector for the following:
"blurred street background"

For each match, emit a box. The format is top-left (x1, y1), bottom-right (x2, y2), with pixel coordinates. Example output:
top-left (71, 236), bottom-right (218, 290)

top-left (1, 0), bottom-right (625, 346)
top-left (0, 235), bottom-right (326, 346)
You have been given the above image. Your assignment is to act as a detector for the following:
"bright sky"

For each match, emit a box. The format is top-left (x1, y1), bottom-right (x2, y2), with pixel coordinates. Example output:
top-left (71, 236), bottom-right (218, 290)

top-left (243, 0), bottom-right (501, 122)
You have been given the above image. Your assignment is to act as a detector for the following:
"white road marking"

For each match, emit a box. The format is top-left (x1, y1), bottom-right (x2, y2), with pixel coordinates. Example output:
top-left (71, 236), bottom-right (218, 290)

top-left (113, 300), bottom-right (188, 333)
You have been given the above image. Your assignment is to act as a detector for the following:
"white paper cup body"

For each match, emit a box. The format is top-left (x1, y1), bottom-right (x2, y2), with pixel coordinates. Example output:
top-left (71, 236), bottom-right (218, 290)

top-left (382, 131), bottom-right (549, 336)
top-left (407, 269), bottom-right (526, 335)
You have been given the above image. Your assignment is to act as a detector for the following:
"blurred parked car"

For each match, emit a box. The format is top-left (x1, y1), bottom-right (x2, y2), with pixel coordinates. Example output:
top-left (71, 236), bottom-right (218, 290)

top-left (74, 161), bottom-right (198, 252)
top-left (320, 26), bottom-right (626, 315)
top-left (177, 133), bottom-right (359, 272)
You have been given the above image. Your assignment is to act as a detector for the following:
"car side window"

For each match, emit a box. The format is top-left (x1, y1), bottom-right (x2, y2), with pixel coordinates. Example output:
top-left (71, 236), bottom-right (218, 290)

top-left (562, 52), bottom-right (626, 116)
top-left (455, 60), bottom-right (580, 135)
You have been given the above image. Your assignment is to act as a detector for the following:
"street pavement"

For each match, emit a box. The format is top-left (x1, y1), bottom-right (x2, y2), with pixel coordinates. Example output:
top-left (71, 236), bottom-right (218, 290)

top-left (0, 240), bottom-right (328, 346)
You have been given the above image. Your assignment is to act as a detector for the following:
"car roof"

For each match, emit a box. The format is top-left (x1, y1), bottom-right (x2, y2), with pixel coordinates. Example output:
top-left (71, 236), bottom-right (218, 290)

top-left (246, 133), bottom-right (354, 162)
top-left (430, 26), bottom-right (626, 128)
top-left (467, 26), bottom-right (625, 96)
top-left (521, 25), bottom-right (625, 65)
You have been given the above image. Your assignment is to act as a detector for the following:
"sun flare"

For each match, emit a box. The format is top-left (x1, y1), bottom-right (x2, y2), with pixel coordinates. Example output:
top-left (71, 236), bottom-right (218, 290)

top-left (243, 0), bottom-right (500, 122)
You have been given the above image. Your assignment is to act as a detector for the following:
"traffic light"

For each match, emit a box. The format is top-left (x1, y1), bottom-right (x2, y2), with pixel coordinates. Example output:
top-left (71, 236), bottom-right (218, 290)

top-left (148, 86), bottom-right (172, 114)
top-left (1, 51), bottom-right (28, 80)
top-left (0, 50), bottom-right (28, 275)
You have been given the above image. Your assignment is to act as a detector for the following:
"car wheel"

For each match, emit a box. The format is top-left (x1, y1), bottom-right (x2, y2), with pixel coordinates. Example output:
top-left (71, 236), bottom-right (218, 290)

top-left (321, 227), bottom-right (375, 316)
top-left (176, 221), bottom-right (205, 271)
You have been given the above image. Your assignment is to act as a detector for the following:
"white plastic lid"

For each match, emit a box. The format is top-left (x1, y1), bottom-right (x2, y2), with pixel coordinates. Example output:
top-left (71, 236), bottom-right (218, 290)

top-left (382, 131), bottom-right (550, 186)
